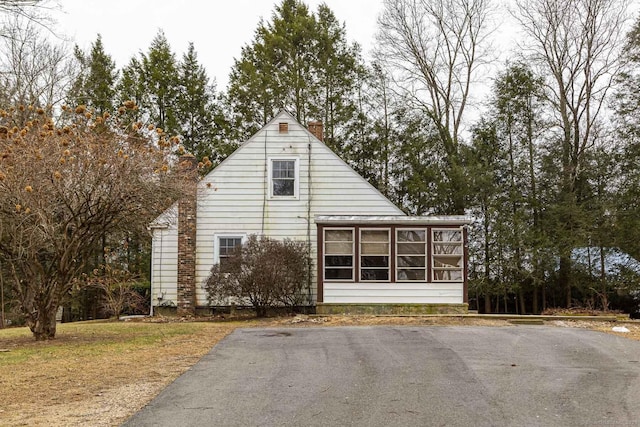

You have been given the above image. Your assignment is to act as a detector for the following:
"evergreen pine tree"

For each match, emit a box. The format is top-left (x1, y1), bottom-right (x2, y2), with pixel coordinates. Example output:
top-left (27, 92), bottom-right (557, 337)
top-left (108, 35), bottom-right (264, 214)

top-left (68, 35), bottom-right (117, 114)
top-left (176, 43), bottom-right (231, 166)
top-left (140, 30), bottom-right (180, 134)
top-left (225, 0), bottom-right (365, 153)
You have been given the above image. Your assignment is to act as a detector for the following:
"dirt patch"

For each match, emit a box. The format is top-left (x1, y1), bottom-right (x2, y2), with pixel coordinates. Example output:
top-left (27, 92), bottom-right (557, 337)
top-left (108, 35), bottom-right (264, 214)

top-left (1, 315), bottom-right (638, 426)
top-left (549, 319), bottom-right (640, 341)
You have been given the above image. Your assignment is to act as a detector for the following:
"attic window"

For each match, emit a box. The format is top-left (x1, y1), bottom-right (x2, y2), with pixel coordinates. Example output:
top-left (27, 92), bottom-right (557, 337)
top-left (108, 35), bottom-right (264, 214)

top-left (279, 122), bottom-right (288, 133)
top-left (269, 158), bottom-right (299, 199)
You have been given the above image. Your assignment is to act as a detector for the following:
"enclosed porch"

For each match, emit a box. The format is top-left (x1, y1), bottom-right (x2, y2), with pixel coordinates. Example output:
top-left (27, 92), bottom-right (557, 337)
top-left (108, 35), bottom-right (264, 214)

top-left (315, 215), bottom-right (470, 315)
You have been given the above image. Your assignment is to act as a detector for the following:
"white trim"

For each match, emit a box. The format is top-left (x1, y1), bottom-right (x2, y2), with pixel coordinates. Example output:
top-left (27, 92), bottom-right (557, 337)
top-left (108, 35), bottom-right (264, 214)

top-left (213, 233), bottom-right (247, 264)
top-left (268, 157), bottom-right (300, 200)
top-left (315, 215), bottom-right (470, 225)
top-left (431, 227), bottom-right (464, 283)
top-left (323, 227), bottom-right (355, 282)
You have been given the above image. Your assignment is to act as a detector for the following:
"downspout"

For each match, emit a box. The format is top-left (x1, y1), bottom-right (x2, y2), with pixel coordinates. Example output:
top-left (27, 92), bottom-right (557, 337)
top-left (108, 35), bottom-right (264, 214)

top-left (153, 230), bottom-right (162, 316)
top-left (261, 131), bottom-right (268, 234)
top-left (307, 139), bottom-right (312, 307)
top-left (149, 223), bottom-right (169, 316)
top-left (0, 259), bottom-right (4, 328)
top-left (305, 121), bottom-right (323, 308)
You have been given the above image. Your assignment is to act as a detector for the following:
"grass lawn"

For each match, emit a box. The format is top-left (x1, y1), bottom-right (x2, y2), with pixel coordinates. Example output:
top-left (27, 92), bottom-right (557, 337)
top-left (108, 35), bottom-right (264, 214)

top-left (0, 319), bottom-right (252, 426)
top-left (1, 315), bottom-right (638, 426)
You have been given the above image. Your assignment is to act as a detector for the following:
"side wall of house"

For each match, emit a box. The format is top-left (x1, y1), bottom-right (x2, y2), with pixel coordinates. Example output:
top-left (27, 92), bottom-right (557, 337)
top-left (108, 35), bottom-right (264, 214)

top-left (322, 283), bottom-right (464, 304)
top-left (193, 112), bottom-right (403, 306)
top-left (150, 206), bottom-right (179, 308)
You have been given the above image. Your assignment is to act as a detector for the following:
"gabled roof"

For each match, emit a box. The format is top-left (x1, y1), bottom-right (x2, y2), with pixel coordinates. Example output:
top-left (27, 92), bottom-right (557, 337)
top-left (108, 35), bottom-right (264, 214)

top-left (198, 110), bottom-right (404, 215)
top-left (236, 109), bottom-right (298, 146)
top-left (197, 110), bottom-right (298, 183)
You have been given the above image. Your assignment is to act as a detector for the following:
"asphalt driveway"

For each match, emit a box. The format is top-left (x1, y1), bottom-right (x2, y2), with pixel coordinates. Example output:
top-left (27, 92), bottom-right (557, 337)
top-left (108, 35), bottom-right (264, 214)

top-left (123, 326), bottom-right (640, 426)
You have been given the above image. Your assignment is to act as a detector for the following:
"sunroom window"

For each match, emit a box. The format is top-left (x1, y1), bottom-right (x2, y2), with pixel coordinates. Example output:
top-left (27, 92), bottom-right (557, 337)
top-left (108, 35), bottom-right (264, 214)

top-left (432, 229), bottom-right (463, 282)
top-left (396, 229), bottom-right (426, 281)
top-left (360, 229), bottom-right (390, 281)
top-left (324, 229), bottom-right (354, 280)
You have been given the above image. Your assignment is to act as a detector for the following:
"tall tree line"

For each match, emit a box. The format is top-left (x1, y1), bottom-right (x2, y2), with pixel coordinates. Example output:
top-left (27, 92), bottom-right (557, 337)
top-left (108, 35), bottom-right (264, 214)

top-left (1, 0), bottom-right (640, 316)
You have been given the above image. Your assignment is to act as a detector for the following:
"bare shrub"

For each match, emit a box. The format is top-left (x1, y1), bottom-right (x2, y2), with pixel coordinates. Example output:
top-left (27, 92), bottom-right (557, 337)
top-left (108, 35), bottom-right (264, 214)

top-left (203, 234), bottom-right (309, 316)
top-left (86, 265), bottom-right (147, 318)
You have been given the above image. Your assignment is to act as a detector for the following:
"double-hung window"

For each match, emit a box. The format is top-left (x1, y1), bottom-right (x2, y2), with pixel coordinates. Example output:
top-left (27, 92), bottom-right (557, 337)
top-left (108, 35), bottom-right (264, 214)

top-left (324, 229), bottom-right (354, 280)
top-left (360, 229), bottom-right (390, 281)
top-left (271, 159), bottom-right (297, 197)
top-left (396, 229), bottom-right (427, 281)
top-left (432, 229), bottom-right (463, 281)
top-left (218, 236), bottom-right (243, 272)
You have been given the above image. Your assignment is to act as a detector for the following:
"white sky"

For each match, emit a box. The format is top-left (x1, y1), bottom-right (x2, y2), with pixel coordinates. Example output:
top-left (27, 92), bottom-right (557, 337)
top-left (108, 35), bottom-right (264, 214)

top-left (51, 1), bottom-right (385, 90)
top-left (46, 1), bottom-right (640, 96)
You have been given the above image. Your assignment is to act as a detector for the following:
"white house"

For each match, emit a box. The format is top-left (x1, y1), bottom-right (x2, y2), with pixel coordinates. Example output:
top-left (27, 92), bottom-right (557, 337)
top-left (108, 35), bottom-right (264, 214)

top-left (149, 110), bottom-right (470, 315)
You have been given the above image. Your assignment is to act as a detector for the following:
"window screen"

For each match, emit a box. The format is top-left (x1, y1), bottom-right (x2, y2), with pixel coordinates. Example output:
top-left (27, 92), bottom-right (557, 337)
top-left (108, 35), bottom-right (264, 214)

top-left (324, 229), bottom-right (354, 280)
top-left (360, 229), bottom-right (390, 281)
top-left (432, 229), bottom-right (463, 282)
top-left (397, 229), bottom-right (427, 281)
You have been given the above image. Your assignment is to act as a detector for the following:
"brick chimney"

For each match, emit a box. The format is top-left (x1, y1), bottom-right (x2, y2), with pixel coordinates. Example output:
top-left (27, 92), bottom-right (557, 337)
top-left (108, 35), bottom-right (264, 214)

top-left (177, 154), bottom-right (198, 316)
top-left (308, 121), bottom-right (323, 142)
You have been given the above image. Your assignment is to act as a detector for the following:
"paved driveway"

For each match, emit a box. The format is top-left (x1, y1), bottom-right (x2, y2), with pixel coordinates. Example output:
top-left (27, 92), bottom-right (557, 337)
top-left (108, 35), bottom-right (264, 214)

top-left (124, 326), bottom-right (640, 426)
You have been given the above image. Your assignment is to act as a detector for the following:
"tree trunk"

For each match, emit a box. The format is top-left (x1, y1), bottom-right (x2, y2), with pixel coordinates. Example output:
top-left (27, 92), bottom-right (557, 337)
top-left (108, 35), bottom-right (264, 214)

top-left (28, 298), bottom-right (59, 340)
top-left (484, 295), bottom-right (492, 314)
top-left (599, 246), bottom-right (609, 311)
top-left (559, 254), bottom-right (572, 307)
top-left (483, 202), bottom-right (491, 314)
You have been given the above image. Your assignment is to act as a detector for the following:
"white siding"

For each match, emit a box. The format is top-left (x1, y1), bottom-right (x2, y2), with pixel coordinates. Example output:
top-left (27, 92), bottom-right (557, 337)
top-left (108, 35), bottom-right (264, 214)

top-left (150, 205), bottom-right (179, 308)
top-left (151, 110), bottom-right (404, 307)
top-left (323, 282), bottom-right (464, 304)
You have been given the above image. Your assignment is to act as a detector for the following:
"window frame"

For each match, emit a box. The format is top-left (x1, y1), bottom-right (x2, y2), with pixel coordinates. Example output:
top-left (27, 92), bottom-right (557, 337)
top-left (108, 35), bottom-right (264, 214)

top-left (214, 234), bottom-right (246, 268)
top-left (268, 157), bottom-right (299, 199)
top-left (323, 227), bottom-right (355, 282)
top-left (395, 228), bottom-right (428, 282)
top-left (359, 228), bottom-right (391, 282)
top-left (431, 227), bottom-right (464, 282)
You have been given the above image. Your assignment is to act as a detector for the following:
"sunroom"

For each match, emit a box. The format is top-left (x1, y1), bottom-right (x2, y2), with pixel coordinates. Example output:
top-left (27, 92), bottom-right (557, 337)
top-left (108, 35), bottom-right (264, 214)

top-left (315, 215), bottom-right (471, 315)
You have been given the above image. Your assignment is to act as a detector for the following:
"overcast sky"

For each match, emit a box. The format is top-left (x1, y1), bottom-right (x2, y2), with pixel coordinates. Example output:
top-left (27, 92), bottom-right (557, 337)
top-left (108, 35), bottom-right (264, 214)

top-left (51, 1), bottom-right (384, 89)
top-left (46, 0), bottom-right (640, 97)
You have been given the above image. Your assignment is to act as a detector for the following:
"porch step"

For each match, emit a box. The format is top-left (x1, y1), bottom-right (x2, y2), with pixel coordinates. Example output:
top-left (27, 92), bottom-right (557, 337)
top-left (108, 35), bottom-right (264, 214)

top-left (508, 319), bottom-right (545, 325)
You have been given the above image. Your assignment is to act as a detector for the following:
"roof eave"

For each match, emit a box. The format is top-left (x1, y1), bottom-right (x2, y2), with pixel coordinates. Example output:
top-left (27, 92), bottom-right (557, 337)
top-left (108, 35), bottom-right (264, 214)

top-left (314, 215), bottom-right (471, 226)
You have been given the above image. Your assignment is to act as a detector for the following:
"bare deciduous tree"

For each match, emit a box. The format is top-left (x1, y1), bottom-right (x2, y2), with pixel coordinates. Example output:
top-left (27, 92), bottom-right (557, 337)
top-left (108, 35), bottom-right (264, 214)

top-left (513, 0), bottom-right (630, 306)
top-left (0, 102), bottom-right (186, 340)
top-left (0, 0), bottom-right (47, 15)
top-left (376, 0), bottom-right (494, 214)
top-left (0, 18), bottom-right (73, 117)
top-left (0, 0), bottom-right (58, 40)
top-left (87, 265), bottom-right (146, 318)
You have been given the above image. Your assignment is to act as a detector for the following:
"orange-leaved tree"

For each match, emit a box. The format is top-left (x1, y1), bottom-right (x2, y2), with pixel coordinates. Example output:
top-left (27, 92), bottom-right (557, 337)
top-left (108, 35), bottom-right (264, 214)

top-left (0, 103), bottom-right (187, 339)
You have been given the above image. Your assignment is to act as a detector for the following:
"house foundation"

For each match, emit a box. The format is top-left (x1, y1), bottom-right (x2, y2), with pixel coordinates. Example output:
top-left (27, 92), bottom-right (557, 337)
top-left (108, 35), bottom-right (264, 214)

top-left (316, 303), bottom-right (469, 315)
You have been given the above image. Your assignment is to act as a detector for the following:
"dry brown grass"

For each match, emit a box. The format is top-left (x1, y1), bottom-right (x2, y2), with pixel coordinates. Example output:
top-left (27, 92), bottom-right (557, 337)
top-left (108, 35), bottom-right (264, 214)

top-left (1, 315), bottom-right (638, 426)
top-left (0, 319), bottom-right (265, 427)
